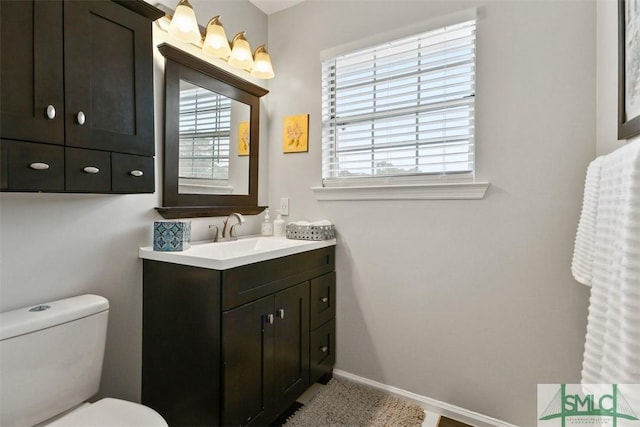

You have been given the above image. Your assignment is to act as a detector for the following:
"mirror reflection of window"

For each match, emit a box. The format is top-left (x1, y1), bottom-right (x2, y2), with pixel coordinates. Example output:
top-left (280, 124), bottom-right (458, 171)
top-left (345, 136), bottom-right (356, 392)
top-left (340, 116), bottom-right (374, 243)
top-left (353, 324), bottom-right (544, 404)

top-left (177, 80), bottom-right (250, 195)
top-left (179, 80), bottom-right (232, 193)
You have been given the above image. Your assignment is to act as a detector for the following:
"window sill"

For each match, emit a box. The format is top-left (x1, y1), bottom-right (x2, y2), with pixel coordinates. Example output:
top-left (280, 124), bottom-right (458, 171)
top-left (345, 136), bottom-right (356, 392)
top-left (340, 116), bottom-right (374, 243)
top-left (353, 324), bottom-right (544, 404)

top-left (311, 181), bottom-right (489, 201)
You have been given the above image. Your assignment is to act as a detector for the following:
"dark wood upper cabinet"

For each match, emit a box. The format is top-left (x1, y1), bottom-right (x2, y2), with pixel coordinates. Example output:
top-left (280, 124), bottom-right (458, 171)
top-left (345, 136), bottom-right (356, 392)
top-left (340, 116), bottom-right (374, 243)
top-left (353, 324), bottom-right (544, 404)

top-left (0, 1), bottom-right (64, 145)
top-left (0, 0), bottom-right (163, 193)
top-left (64, 1), bottom-right (155, 156)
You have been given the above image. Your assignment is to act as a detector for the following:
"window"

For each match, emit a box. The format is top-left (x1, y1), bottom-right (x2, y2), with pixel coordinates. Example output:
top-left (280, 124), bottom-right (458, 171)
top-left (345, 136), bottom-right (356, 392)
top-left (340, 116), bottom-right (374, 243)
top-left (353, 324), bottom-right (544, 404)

top-left (179, 82), bottom-right (231, 181)
top-left (321, 19), bottom-right (476, 187)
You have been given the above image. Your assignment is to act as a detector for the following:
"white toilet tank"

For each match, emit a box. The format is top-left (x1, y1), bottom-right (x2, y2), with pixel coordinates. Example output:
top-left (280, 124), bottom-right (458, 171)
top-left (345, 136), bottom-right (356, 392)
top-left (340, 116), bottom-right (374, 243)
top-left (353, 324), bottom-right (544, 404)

top-left (0, 295), bottom-right (110, 427)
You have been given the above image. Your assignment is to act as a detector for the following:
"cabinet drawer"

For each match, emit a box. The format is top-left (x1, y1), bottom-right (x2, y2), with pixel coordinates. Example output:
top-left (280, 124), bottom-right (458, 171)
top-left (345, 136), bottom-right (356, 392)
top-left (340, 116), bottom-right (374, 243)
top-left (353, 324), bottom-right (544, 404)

top-left (1, 140), bottom-right (64, 191)
top-left (310, 319), bottom-right (335, 384)
top-left (222, 246), bottom-right (335, 310)
top-left (112, 152), bottom-right (154, 193)
top-left (310, 272), bottom-right (336, 330)
top-left (65, 147), bottom-right (111, 192)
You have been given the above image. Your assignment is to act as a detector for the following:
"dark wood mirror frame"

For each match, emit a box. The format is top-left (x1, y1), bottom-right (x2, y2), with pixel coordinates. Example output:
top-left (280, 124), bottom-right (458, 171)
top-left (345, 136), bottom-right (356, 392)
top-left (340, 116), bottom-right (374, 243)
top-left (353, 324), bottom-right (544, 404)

top-left (156, 43), bottom-right (269, 219)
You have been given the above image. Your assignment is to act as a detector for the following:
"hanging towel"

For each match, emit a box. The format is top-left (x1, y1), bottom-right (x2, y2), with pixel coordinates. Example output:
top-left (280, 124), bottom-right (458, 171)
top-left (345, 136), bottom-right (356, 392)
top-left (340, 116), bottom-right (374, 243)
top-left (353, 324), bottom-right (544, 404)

top-left (572, 156), bottom-right (604, 286)
top-left (581, 140), bottom-right (640, 384)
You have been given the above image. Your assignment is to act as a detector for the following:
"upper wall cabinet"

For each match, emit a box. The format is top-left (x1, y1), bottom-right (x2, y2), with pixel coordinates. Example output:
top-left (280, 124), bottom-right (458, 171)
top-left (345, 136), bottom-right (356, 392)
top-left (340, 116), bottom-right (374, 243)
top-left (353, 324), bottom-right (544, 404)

top-left (0, 0), bottom-right (163, 194)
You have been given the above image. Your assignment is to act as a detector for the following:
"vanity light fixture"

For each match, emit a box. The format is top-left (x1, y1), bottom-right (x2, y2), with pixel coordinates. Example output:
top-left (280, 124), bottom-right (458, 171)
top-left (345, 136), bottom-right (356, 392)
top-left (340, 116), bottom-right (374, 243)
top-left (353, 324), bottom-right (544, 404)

top-left (168, 0), bottom-right (201, 44)
top-left (202, 16), bottom-right (231, 58)
top-left (163, 0), bottom-right (275, 79)
top-left (251, 45), bottom-right (275, 79)
top-left (228, 32), bottom-right (254, 70)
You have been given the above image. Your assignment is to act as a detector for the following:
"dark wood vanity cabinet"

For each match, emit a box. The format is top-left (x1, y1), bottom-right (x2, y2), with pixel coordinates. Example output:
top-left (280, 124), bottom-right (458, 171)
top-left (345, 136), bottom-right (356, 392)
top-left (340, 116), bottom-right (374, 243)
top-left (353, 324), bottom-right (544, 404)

top-left (0, 0), bottom-right (161, 193)
top-left (142, 246), bottom-right (336, 427)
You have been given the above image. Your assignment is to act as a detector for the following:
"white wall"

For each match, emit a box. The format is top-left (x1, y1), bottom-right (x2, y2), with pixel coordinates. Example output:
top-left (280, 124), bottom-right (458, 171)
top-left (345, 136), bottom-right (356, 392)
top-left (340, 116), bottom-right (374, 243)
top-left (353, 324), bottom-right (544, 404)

top-left (266, 1), bottom-right (596, 425)
top-left (0, 0), bottom-right (267, 403)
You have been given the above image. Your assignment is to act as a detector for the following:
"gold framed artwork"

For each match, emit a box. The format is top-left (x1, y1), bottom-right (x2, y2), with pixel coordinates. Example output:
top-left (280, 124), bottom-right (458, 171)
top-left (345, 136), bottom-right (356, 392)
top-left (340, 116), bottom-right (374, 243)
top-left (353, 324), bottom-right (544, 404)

top-left (238, 121), bottom-right (250, 156)
top-left (283, 114), bottom-right (309, 153)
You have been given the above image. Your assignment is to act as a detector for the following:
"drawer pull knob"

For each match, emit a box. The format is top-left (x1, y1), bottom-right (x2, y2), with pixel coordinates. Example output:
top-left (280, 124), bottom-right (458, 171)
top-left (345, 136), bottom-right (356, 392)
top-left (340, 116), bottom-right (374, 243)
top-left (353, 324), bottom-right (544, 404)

top-left (266, 314), bottom-right (274, 325)
top-left (130, 170), bottom-right (144, 177)
top-left (320, 297), bottom-right (329, 303)
top-left (277, 309), bottom-right (285, 319)
top-left (29, 162), bottom-right (50, 170)
top-left (76, 111), bottom-right (86, 125)
top-left (45, 105), bottom-right (56, 120)
top-left (83, 166), bottom-right (100, 174)
top-left (320, 346), bottom-right (328, 353)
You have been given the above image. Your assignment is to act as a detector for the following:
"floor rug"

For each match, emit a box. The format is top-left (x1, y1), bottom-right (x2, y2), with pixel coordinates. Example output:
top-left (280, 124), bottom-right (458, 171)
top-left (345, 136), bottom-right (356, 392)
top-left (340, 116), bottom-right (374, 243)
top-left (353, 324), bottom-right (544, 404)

top-left (284, 377), bottom-right (426, 426)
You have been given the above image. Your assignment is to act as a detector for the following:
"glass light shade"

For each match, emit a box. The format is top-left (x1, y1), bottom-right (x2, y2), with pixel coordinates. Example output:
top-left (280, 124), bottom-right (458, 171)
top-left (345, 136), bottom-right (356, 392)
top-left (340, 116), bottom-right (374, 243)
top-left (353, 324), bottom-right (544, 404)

top-left (251, 45), bottom-right (275, 79)
top-left (168, 0), bottom-right (201, 44)
top-left (202, 16), bottom-right (231, 58)
top-left (228, 32), bottom-right (254, 71)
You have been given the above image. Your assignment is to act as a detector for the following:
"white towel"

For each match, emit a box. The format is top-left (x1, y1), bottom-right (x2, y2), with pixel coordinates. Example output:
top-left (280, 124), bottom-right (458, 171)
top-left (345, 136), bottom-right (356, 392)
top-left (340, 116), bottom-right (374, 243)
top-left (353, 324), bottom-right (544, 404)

top-left (581, 140), bottom-right (640, 384)
top-left (571, 156), bottom-right (604, 286)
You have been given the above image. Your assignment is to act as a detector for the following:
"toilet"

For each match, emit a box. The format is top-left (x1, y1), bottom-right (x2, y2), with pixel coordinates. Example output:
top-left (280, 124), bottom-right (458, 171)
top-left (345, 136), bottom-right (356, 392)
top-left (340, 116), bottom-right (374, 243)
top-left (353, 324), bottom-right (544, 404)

top-left (0, 294), bottom-right (168, 427)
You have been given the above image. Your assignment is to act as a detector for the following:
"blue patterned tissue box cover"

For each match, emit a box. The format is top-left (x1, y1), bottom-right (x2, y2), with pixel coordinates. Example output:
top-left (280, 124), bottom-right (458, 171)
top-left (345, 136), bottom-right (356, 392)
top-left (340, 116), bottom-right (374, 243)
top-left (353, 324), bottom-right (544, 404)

top-left (153, 221), bottom-right (191, 251)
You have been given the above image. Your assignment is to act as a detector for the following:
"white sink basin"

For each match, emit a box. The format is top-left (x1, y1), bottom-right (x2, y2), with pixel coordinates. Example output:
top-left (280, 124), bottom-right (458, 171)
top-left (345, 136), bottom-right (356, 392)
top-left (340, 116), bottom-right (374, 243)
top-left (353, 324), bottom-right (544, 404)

top-left (139, 236), bottom-right (336, 270)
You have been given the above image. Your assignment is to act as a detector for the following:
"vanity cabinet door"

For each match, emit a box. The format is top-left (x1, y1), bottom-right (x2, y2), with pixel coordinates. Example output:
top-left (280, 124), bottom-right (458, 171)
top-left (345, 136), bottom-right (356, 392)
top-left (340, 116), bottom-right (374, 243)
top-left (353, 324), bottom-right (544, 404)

top-left (63, 1), bottom-right (154, 156)
top-left (223, 282), bottom-right (310, 426)
top-left (223, 296), bottom-right (274, 427)
top-left (0, 0), bottom-right (64, 145)
top-left (273, 283), bottom-right (310, 412)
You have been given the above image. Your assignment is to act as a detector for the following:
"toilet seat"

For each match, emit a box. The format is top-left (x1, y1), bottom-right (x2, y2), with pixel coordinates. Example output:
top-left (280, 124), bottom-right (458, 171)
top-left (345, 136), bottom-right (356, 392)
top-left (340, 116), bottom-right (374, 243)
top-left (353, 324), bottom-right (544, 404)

top-left (45, 398), bottom-right (168, 427)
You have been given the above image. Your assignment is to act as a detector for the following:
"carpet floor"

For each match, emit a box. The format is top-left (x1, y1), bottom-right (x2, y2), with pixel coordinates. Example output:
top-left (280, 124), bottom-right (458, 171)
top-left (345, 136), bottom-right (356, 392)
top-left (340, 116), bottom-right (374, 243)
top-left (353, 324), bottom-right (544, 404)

top-left (283, 377), bottom-right (426, 426)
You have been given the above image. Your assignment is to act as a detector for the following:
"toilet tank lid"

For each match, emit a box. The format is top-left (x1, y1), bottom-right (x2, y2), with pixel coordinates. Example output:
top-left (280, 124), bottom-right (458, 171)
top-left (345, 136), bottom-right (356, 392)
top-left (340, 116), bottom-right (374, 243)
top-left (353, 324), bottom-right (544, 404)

top-left (0, 294), bottom-right (109, 341)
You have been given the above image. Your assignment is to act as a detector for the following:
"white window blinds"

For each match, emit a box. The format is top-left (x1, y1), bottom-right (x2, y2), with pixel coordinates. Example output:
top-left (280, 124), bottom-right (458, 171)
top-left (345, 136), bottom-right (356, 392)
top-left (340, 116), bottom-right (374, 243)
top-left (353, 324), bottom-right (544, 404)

top-left (179, 84), bottom-right (231, 180)
top-left (321, 19), bottom-right (476, 184)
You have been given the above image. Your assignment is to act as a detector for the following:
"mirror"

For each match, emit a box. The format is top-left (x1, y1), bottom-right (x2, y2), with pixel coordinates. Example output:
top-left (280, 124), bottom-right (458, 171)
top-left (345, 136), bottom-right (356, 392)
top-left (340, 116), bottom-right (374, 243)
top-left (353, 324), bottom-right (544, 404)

top-left (157, 43), bottom-right (268, 219)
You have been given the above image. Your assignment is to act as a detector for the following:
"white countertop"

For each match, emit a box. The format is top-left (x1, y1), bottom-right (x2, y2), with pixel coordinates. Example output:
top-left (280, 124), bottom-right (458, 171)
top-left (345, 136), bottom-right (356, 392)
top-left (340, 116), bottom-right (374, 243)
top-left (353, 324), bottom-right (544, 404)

top-left (139, 235), bottom-right (336, 270)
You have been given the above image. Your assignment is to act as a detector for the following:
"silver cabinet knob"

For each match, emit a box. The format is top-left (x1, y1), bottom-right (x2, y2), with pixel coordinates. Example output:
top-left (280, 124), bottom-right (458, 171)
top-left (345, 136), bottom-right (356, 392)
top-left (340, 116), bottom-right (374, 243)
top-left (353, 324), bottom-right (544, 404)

top-left (277, 309), bottom-right (285, 319)
top-left (266, 314), bottom-right (274, 325)
top-left (130, 170), bottom-right (144, 177)
top-left (83, 166), bottom-right (100, 174)
top-left (320, 346), bottom-right (329, 353)
top-left (320, 297), bottom-right (329, 303)
top-left (29, 162), bottom-right (50, 170)
top-left (76, 111), bottom-right (86, 125)
top-left (45, 105), bottom-right (56, 120)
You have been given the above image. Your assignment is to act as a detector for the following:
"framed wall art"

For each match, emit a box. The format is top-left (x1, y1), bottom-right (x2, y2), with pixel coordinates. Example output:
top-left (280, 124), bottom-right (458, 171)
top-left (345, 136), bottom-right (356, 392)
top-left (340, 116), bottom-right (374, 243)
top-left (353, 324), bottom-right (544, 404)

top-left (283, 114), bottom-right (309, 153)
top-left (619, 0), bottom-right (640, 139)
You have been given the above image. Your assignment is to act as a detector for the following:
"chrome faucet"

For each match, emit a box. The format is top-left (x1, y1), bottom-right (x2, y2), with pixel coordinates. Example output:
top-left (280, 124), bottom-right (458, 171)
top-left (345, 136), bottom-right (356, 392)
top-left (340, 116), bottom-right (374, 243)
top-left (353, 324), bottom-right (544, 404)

top-left (222, 213), bottom-right (245, 241)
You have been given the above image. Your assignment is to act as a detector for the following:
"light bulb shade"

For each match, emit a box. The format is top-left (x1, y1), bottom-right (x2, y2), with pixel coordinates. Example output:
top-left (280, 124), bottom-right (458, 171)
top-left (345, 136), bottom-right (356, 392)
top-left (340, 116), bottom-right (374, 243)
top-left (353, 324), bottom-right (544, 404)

top-left (168, 0), bottom-right (201, 44)
top-left (228, 32), bottom-right (254, 71)
top-left (202, 16), bottom-right (231, 58)
top-left (251, 45), bottom-right (275, 79)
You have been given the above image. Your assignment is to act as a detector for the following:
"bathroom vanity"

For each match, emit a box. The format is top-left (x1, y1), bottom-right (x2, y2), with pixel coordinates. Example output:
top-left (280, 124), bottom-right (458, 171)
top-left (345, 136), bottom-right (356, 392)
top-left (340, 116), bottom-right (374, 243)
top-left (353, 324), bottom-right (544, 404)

top-left (139, 238), bottom-right (336, 426)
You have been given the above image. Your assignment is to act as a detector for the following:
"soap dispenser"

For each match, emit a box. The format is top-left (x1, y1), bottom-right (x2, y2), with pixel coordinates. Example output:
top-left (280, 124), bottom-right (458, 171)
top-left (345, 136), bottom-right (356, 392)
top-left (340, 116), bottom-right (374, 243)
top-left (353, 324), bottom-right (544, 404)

top-left (273, 211), bottom-right (286, 237)
top-left (261, 208), bottom-right (273, 236)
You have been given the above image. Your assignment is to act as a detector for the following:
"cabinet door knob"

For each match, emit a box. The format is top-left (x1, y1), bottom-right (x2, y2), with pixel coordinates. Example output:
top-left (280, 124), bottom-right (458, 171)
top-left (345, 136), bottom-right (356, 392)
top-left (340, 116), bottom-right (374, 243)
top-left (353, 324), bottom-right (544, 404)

top-left (29, 162), bottom-right (50, 170)
top-left (320, 297), bottom-right (329, 303)
top-left (83, 166), bottom-right (100, 174)
top-left (277, 309), bottom-right (285, 320)
top-left (320, 346), bottom-right (328, 353)
top-left (45, 105), bottom-right (56, 120)
top-left (76, 111), bottom-right (86, 125)
top-left (130, 170), bottom-right (144, 177)
top-left (266, 314), bottom-right (274, 325)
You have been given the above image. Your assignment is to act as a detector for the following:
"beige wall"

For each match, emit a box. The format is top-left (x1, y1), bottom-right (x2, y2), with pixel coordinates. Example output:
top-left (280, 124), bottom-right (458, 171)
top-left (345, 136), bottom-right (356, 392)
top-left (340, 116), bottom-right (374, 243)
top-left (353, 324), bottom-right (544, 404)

top-left (265, 1), bottom-right (596, 425)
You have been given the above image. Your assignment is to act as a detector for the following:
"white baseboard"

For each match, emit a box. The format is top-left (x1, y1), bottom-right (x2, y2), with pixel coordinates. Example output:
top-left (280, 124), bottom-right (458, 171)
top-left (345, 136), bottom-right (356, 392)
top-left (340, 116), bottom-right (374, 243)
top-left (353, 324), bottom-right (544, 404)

top-left (333, 369), bottom-right (519, 427)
